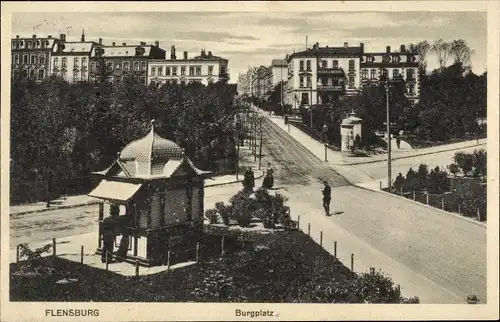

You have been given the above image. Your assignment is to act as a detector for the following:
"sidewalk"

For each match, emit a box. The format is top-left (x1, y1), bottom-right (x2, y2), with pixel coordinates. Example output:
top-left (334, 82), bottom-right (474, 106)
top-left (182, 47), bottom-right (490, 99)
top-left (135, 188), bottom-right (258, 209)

top-left (259, 108), bottom-right (486, 166)
top-left (9, 169), bottom-right (264, 216)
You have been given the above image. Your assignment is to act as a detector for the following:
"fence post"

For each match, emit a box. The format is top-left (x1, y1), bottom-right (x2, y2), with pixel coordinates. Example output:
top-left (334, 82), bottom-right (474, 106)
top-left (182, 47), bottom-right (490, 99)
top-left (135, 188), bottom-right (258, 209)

top-left (196, 242), bottom-right (200, 263)
top-left (400, 187), bottom-right (403, 196)
top-left (80, 245), bottom-right (84, 264)
top-left (413, 191), bottom-right (416, 201)
top-left (52, 238), bottom-right (56, 257)
top-left (308, 223), bottom-right (311, 236)
top-left (16, 245), bottom-right (20, 263)
top-left (426, 193), bottom-right (429, 205)
top-left (320, 231), bottom-right (323, 247)
top-left (221, 237), bottom-right (225, 257)
top-left (167, 250), bottom-right (171, 269)
top-left (105, 252), bottom-right (109, 271)
top-left (350, 253), bottom-right (354, 271)
top-left (135, 260), bottom-right (139, 276)
top-left (334, 241), bottom-right (337, 259)
top-left (477, 208), bottom-right (481, 221)
top-left (441, 198), bottom-right (445, 210)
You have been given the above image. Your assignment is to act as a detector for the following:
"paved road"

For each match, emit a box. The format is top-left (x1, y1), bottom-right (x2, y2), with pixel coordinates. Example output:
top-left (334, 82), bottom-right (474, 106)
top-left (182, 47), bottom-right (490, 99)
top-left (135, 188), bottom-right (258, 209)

top-left (354, 145), bottom-right (487, 181)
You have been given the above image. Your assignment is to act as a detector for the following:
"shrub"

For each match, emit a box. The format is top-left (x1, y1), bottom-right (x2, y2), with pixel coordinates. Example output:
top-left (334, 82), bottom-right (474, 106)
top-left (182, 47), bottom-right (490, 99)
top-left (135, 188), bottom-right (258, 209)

top-left (428, 166), bottom-right (450, 193)
top-left (472, 149), bottom-right (487, 177)
top-left (17, 243), bottom-right (55, 276)
top-left (454, 152), bottom-right (474, 175)
top-left (205, 209), bottom-right (219, 224)
top-left (416, 164), bottom-right (429, 189)
top-left (447, 163), bottom-right (460, 176)
top-left (229, 190), bottom-right (255, 228)
top-left (215, 202), bottom-right (230, 225)
top-left (404, 168), bottom-right (418, 191)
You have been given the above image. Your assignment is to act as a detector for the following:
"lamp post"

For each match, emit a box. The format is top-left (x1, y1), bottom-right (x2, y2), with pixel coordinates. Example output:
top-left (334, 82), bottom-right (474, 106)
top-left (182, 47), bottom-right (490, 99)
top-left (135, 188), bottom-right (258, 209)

top-left (236, 119), bottom-right (241, 180)
top-left (386, 82), bottom-right (392, 191)
top-left (323, 124), bottom-right (328, 161)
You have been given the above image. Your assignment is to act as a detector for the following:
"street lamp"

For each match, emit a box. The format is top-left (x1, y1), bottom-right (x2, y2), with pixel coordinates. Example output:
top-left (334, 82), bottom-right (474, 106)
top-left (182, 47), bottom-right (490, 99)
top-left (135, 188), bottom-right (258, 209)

top-left (322, 123), bottom-right (328, 161)
top-left (386, 82), bottom-right (391, 191)
top-left (236, 119), bottom-right (241, 180)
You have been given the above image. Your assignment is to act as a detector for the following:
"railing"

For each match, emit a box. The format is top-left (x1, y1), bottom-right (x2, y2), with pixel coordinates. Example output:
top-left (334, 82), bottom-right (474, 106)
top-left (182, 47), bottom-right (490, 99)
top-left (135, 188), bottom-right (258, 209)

top-left (317, 67), bottom-right (343, 75)
top-left (317, 84), bottom-right (345, 91)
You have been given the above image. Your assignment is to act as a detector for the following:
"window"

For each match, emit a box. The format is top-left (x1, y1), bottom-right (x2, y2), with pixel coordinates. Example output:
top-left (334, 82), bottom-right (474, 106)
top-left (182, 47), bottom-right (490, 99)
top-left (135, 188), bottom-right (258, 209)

top-left (23, 54), bottom-right (28, 64)
top-left (123, 62), bottom-right (130, 71)
top-left (53, 57), bottom-right (59, 68)
top-left (393, 69), bottom-right (400, 78)
top-left (30, 69), bottom-right (35, 78)
top-left (181, 66), bottom-right (186, 75)
top-left (208, 65), bottom-right (213, 75)
top-left (158, 67), bottom-right (163, 76)
top-left (14, 54), bottom-right (19, 64)
top-left (406, 68), bottom-right (415, 79)
top-left (106, 62), bottom-right (113, 71)
top-left (90, 62), bottom-right (97, 72)
top-left (81, 71), bottom-right (87, 80)
top-left (22, 69), bottom-right (28, 78)
top-left (151, 67), bottom-right (156, 76)
top-left (172, 66), bottom-right (177, 76)
top-left (38, 69), bottom-right (45, 79)
top-left (189, 66), bottom-right (195, 75)
top-left (27, 41), bottom-right (32, 49)
top-left (306, 60), bottom-right (311, 71)
top-left (39, 55), bottom-right (46, 64)
top-left (321, 77), bottom-right (328, 86)
top-left (361, 69), bottom-right (368, 79)
top-left (408, 84), bottom-right (415, 94)
top-left (300, 76), bottom-right (304, 87)
top-left (306, 76), bottom-right (311, 87)
top-left (370, 69), bottom-right (377, 79)
top-left (134, 62), bottom-right (139, 71)
top-left (332, 60), bottom-right (338, 68)
top-left (322, 60), bottom-right (327, 69)
top-left (381, 68), bottom-right (388, 78)
top-left (141, 77), bottom-right (147, 85)
top-left (301, 93), bottom-right (309, 105)
top-left (82, 57), bottom-right (87, 67)
top-left (62, 58), bottom-right (67, 68)
top-left (348, 76), bottom-right (355, 88)
top-left (114, 63), bottom-right (120, 70)
top-left (61, 70), bottom-right (67, 80)
top-left (166, 67), bottom-right (171, 76)
top-left (299, 60), bottom-right (304, 71)
top-left (73, 71), bottom-right (79, 81)
top-left (30, 55), bottom-right (36, 65)
top-left (141, 62), bottom-right (147, 71)
top-left (196, 66), bottom-right (201, 76)
top-left (13, 70), bottom-right (19, 78)
top-left (172, 79), bottom-right (178, 85)
top-left (180, 80), bottom-right (186, 86)
top-left (349, 60), bottom-right (355, 71)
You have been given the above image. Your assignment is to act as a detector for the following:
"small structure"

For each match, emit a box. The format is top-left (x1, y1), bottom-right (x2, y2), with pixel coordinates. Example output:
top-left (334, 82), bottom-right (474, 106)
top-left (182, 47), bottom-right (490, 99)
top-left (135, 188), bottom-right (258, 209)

top-left (340, 111), bottom-right (362, 152)
top-left (89, 120), bottom-right (212, 266)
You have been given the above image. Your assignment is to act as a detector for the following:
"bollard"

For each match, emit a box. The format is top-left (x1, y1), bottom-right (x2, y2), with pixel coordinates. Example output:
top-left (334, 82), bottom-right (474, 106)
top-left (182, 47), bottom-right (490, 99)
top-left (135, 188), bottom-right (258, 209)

top-left (350, 253), bottom-right (354, 271)
top-left (80, 245), bottom-right (84, 264)
top-left (458, 203), bottom-right (461, 215)
top-left (221, 237), bottom-right (225, 257)
top-left (52, 238), bottom-right (56, 257)
top-left (196, 242), bottom-right (200, 263)
top-left (105, 252), bottom-right (109, 271)
top-left (334, 241), bottom-right (337, 258)
top-left (400, 187), bottom-right (403, 196)
top-left (167, 250), bottom-right (171, 269)
top-left (379, 181), bottom-right (382, 190)
top-left (297, 215), bottom-right (300, 229)
top-left (320, 231), bottom-right (323, 247)
top-left (135, 260), bottom-right (139, 276)
top-left (477, 208), bottom-right (481, 221)
top-left (413, 191), bottom-right (416, 201)
top-left (16, 245), bottom-right (20, 263)
top-left (441, 198), bottom-right (445, 210)
top-left (426, 193), bottom-right (429, 205)
top-left (308, 223), bottom-right (311, 236)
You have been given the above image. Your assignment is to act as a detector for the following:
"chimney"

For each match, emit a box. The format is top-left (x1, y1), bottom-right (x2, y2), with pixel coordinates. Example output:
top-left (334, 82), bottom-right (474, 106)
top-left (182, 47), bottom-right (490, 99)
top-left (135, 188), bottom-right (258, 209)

top-left (155, 40), bottom-right (159, 47)
top-left (360, 42), bottom-right (364, 53)
top-left (32, 35), bottom-right (36, 39)
top-left (140, 41), bottom-right (146, 46)
top-left (208, 51), bottom-right (212, 57)
top-left (183, 51), bottom-right (188, 60)
top-left (386, 46), bottom-right (391, 53)
top-left (60, 34), bottom-right (66, 42)
top-left (99, 38), bottom-right (102, 45)
top-left (344, 42), bottom-right (348, 48)
top-left (122, 42), bottom-right (126, 46)
top-left (48, 35), bottom-right (52, 39)
top-left (171, 45), bottom-right (176, 60)
top-left (112, 42), bottom-right (116, 46)
top-left (16, 35), bottom-right (19, 39)
top-left (400, 44), bottom-right (406, 52)
top-left (81, 30), bottom-right (85, 42)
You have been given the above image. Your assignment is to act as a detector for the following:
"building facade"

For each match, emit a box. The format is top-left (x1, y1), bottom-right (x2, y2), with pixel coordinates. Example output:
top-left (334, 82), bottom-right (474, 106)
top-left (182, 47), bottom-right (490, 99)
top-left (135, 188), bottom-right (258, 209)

top-left (51, 31), bottom-right (96, 83)
top-left (237, 73), bottom-right (249, 96)
top-left (11, 34), bottom-right (60, 82)
top-left (89, 39), bottom-right (166, 84)
top-left (285, 42), bottom-right (420, 107)
top-left (271, 59), bottom-right (288, 86)
top-left (148, 48), bottom-right (229, 86)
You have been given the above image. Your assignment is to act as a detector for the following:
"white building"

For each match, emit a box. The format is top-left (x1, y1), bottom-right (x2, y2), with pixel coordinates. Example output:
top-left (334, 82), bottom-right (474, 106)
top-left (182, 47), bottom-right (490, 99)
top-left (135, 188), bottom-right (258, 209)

top-left (148, 47), bottom-right (229, 86)
top-left (271, 59), bottom-right (288, 86)
top-left (51, 32), bottom-right (96, 83)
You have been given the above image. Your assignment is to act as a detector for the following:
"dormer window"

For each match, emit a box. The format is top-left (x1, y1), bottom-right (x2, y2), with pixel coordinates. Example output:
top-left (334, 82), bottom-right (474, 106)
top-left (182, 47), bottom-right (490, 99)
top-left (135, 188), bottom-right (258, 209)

top-left (27, 41), bottom-right (32, 49)
top-left (135, 47), bottom-right (146, 56)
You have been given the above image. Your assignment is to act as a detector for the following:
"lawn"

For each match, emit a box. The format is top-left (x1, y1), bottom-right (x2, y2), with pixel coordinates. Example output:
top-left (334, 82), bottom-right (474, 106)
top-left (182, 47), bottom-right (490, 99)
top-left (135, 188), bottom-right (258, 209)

top-left (11, 229), bottom-right (355, 302)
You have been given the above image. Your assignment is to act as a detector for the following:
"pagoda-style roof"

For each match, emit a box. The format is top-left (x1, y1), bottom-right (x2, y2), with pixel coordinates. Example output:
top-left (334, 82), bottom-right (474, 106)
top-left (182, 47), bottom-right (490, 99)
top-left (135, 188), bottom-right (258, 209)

top-left (341, 112), bottom-right (363, 126)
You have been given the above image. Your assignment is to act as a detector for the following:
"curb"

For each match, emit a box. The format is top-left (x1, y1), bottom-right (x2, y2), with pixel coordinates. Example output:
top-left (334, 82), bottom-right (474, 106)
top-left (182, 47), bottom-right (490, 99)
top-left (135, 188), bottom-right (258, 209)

top-left (10, 201), bottom-right (101, 216)
top-left (205, 170), bottom-right (265, 188)
top-left (353, 184), bottom-right (487, 228)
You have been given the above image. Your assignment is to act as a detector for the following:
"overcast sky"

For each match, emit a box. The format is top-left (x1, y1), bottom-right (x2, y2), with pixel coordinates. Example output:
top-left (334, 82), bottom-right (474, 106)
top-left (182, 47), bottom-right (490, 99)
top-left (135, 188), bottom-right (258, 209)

top-left (12, 11), bottom-right (486, 82)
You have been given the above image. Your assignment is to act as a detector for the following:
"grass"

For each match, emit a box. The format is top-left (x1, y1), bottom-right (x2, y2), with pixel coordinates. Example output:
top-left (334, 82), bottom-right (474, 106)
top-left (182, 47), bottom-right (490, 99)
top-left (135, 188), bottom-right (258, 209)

top-left (11, 229), bottom-right (354, 302)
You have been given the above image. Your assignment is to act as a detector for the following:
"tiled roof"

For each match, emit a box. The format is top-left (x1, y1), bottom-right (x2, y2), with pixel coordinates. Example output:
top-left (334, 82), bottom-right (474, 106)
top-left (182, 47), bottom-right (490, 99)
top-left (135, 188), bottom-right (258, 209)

top-left (289, 46), bottom-right (362, 60)
top-left (54, 42), bottom-right (95, 53)
top-left (271, 59), bottom-right (287, 66)
top-left (93, 45), bottom-right (152, 57)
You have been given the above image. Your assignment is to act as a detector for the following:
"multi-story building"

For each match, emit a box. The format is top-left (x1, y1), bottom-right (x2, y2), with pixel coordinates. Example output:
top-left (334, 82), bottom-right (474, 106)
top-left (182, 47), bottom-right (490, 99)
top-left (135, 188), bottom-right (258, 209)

top-left (237, 73), bottom-right (249, 96)
top-left (359, 45), bottom-right (420, 105)
top-left (285, 42), bottom-right (420, 107)
top-left (89, 39), bottom-right (166, 84)
top-left (148, 47), bottom-right (229, 86)
top-left (11, 34), bottom-right (60, 81)
top-left (271, 59), bottom-right (288, 86)
top-left (51, 31), bottom-right (97, 83)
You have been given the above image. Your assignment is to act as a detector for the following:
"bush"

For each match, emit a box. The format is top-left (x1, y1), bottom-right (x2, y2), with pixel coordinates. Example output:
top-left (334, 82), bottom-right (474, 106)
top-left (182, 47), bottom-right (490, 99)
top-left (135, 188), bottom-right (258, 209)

top-left (205, 209), bottom-right (219, 224)
top-left (404, 168), bottom-right (418, 191)
top-left (16, 243), bottom-right (55, 276)
top-left (447, 163), bottom-right (460, 177)
top-left (215, 202), bottom-right (231, 225)
top-left (472, 149), bottom-right (487, 177)
top-left (454, 152), bottom-right (474, 175)
top-left (416, 164), bottom-right (429, 189)
top-left (428, 166), bottom-right (449, 193)
top-left (229, 191), bottom-right (255, 228)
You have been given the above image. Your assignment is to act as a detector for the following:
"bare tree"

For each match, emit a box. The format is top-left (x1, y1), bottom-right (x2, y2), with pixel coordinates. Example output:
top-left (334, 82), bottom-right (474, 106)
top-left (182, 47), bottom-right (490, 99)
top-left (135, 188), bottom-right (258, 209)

top-left (432, 39), bottom-right (453, 69)
top-left (408, 41), bottom-right (431, 74)
top-left (451, 39), bottom-right (475, 71)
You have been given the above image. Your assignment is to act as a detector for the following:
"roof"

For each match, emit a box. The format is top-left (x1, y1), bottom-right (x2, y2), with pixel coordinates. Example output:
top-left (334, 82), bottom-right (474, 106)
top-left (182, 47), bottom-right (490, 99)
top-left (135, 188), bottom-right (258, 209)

top-left (192, 54), bottom-right (227, 61)
top-left (92, 45), bottom-right (152, 57)
top-left (271, 59), bottom-right (287, 67)
top-left (88, 180), bottom-right (142, 203)
top-left (53, 42), bottom-right (95, 53)
top-left (289, 46), bottom-right (362, 60)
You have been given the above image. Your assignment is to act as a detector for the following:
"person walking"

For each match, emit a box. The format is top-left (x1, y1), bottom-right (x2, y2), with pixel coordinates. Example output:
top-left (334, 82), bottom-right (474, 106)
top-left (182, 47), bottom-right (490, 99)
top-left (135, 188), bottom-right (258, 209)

top-left (243, 167), bottom-right (255, 193)
top-left (322, 180), bottom-right (331, 216)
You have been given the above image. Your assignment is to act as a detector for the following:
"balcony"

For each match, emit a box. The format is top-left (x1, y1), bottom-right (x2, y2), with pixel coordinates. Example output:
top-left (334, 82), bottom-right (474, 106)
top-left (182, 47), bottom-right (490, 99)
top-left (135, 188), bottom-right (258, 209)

top-left (317, 67), bottom-right (345, 76)
top-left (317, 84), bottom-right (345, 91)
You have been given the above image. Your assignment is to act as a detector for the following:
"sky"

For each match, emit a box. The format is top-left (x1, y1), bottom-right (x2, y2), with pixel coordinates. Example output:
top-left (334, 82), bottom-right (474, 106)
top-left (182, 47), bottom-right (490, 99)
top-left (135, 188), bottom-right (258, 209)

top-left (11, 11), bottom-right (487, 83)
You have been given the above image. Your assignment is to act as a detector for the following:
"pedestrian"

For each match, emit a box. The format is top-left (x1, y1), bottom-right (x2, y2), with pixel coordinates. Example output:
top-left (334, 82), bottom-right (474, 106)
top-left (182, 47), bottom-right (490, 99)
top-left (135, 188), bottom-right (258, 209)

top-left (243, 167), bottom-right (255, 193)
top-left (322, 180), bottom-right (331, 216)
top-left (396, 135), bottom-right (401, 149)
top-left (349, 131), bottom-right (355, 153)
top-left (101, 217), bottom-right (116, 263)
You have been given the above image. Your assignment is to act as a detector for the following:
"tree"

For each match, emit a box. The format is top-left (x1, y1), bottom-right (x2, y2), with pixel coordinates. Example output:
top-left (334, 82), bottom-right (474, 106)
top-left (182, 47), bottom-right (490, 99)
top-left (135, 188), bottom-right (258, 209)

top-left (472, 149), bottom-right (487, 177)
top-left (404, 168), bottom-right (418, 191)
top-left (432, 39), bottom-right (453, 69)
top-left (450, 39), bottom-right (475, 73)
top-left (447, 163), bottom-right (460, 177)
top-left (453, 152), bottom-right (474, 176)
top-left (408, 41), bottom-right (431, 75)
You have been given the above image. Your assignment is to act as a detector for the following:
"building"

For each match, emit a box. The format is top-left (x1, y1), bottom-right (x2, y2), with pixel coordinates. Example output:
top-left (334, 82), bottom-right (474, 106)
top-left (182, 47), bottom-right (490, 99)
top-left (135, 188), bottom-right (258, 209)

top-left (11, 34), bottom-right (60, 81)
top-left (89, 39), bottom-right (166, 84)
top-left (148, 47), bottom-right (229, 86)
top-left (271, 59), bottom-right (288, 86)
top-left (285, 42), bottom-right (420, 107)
top-left (237, 73), bottom-right (249, 96)
top-left (51, 31), bottom-right (97, 83)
